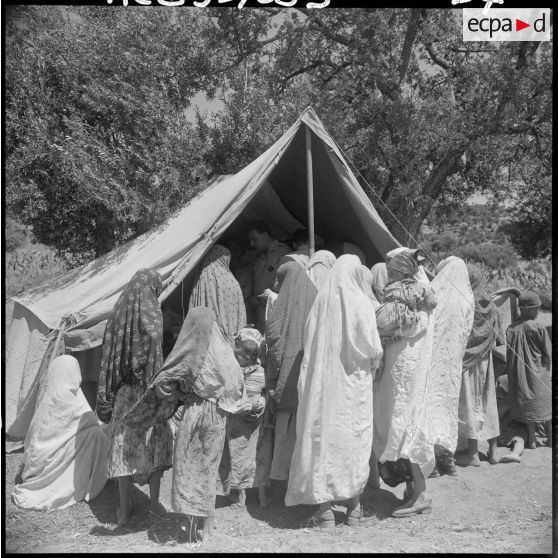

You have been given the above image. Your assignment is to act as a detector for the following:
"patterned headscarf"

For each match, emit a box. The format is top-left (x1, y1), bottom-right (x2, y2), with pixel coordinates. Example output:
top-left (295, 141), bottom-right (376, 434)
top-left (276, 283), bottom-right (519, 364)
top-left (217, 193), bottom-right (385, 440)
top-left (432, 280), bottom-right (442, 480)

top-left (265, 261), bottom-right (318, 412)
top-left (189, 244), bottom-right (246, 346)
top-left (386, 247), bottom-right (419, 280)
top-left (467, 265), bottom-right (483, 291)
top-left (462, 265), bottom-right (503, 369)
top-left (96, 269), bottom-right (163, 423)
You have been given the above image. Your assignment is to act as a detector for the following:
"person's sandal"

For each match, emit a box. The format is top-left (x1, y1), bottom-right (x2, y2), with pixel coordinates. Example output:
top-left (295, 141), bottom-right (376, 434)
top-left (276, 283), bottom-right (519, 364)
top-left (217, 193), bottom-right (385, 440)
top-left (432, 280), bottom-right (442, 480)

top-left (442, 457), bottom-right (458, 476)
top-left (307, 510), bottom-right (336, 530)
top-left (391, 498), bottom-right (433, 518)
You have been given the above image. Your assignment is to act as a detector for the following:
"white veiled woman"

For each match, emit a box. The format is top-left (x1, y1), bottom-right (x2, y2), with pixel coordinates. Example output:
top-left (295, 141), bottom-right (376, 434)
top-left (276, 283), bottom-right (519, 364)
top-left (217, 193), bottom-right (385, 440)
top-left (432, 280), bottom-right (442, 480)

top-left (427, 257), bottom-right (475, 473)
top-left (306, 250), bottom-right (336, 292)
top-left (372, 247), bottom-right (437, 517)
top-left (285, 255), bottom-right (383, 528)
top-left (12, 355), bottom-right (109, 511)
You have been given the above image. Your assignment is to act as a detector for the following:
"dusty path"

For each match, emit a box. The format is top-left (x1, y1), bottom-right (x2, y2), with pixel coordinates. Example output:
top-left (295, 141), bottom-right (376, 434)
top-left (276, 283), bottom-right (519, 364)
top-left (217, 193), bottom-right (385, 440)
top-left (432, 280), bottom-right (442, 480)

top-left (4, 445), bottom-right (552, 554)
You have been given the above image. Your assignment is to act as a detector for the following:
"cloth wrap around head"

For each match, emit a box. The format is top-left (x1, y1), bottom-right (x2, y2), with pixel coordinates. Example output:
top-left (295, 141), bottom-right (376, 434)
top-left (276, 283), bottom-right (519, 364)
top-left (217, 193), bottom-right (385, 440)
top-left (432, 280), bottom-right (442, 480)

top-left (96, 268), bottom-right (164, 424)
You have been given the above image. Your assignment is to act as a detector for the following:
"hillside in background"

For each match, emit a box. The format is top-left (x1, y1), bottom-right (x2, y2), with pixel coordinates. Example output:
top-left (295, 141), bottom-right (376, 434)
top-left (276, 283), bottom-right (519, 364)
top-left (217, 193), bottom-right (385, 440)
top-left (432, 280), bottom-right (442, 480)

top-left (419, 203), bottom-right (551, 309)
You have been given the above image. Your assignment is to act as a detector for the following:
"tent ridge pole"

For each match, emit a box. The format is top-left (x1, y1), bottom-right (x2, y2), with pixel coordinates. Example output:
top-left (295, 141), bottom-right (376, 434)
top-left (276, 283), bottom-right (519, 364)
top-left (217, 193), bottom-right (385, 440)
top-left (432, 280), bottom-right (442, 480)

top-left (305, 126), bottom-right (315, 256)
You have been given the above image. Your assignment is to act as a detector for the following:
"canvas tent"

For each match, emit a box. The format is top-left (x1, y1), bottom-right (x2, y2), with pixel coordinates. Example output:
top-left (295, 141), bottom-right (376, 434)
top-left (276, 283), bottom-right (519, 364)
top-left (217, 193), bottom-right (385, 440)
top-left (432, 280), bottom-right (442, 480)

top-left (4, 107), bottom-right (399, 451)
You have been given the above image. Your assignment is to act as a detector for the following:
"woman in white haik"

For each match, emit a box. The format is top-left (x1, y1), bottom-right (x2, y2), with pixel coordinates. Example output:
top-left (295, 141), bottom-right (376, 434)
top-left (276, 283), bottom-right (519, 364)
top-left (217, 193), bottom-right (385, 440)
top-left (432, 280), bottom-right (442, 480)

top-left (427, 257), bottom-right (475, 476)
top-left (306, 250), bottom-right (336, 292)
top-left (372, 247), bottom-right (437, 517)
top-left (12, 355), bottom-right (109, 511)
top-left (285, 255), bottom-right (383, 529)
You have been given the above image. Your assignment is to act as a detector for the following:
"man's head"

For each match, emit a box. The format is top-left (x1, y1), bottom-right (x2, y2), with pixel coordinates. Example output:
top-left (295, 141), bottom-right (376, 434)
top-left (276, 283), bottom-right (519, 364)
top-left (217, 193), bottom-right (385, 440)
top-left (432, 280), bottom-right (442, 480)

top-left (518, 290), bottom-right (541, 320)
top-left (248, 220), bottom-right (272, 253)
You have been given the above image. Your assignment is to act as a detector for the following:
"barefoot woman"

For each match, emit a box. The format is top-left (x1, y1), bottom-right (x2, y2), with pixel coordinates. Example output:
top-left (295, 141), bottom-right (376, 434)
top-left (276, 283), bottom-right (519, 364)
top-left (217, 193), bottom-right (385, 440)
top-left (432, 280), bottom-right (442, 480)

top-left (96, 269), bottom-right (173, 525)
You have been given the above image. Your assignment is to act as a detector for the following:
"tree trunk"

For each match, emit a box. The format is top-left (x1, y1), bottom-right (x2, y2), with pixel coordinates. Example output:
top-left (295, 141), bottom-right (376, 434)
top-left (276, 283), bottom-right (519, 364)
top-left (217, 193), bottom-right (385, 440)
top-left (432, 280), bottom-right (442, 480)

top-left (94, 210), bottom-right (115, 258)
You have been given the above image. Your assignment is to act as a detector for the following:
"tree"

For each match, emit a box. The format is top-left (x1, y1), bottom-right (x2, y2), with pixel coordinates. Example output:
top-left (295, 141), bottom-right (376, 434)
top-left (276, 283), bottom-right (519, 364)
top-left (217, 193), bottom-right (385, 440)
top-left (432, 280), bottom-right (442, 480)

top-left (499, 177), bottom-right (551, 259)
top-left (206, 8), bottom-right (552, 246)
top-left (5, 7), bottom-right (551, 262)
top-left (5, 6), bottom-right (222, 262)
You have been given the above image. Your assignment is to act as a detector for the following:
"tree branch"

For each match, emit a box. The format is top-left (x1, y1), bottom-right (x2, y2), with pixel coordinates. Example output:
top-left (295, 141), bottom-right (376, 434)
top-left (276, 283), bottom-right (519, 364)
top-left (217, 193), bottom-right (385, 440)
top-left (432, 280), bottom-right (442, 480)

top-left (207, 32), bottom-right (290, 78)
top-left (398, 9), bottom-right (423, 82)
top-left (424, 42), bottom-right (451, 71)
top-left (320, 60), bottom-right (352, 85)
top-left (421, 147), bottom-right (466, 199)
top-left (298, 10), bottom-right (352, 47)
top-left (278, 60), bottom-right (324, 93)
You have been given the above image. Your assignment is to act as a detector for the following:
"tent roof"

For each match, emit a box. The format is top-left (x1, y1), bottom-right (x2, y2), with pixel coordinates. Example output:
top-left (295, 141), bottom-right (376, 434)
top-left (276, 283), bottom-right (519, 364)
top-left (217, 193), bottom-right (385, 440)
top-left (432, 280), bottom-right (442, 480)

top-left (12, 108), bottom-right (399, 337)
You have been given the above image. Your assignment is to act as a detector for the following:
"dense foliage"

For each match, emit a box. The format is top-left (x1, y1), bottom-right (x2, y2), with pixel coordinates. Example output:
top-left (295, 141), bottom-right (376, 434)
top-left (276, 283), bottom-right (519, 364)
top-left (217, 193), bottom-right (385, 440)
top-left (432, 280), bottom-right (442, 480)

top-left (5, 7), bottom-right (552, 263)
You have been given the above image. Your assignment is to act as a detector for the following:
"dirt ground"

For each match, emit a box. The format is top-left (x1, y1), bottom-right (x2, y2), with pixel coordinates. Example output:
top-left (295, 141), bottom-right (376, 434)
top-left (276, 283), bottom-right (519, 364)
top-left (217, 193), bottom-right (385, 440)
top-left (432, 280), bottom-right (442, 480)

top-left (3, 442), bottom-right (552, 554)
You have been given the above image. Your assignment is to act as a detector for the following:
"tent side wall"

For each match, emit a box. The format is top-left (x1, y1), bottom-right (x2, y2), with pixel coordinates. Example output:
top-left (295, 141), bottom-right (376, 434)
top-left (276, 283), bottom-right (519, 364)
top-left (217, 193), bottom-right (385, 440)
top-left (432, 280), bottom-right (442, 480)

top-left (4, 302), bottom-right (51, 441)
top-left (4, 108), bottom-right (400, 449)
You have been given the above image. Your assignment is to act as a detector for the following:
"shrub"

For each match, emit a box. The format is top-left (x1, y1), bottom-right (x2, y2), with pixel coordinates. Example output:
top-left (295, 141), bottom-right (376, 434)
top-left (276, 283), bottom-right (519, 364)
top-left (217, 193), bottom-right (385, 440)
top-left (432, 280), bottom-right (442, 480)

top-left (5, 218), bottom-right (27, 252)
top-left (5, 245), bottom-right (67, 298)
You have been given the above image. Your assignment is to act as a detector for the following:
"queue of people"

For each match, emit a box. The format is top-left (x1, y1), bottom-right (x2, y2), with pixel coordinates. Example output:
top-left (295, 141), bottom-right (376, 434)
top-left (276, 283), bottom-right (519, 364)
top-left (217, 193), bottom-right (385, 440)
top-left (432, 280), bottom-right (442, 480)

top-left (12, 222), bottom-right (552, 544)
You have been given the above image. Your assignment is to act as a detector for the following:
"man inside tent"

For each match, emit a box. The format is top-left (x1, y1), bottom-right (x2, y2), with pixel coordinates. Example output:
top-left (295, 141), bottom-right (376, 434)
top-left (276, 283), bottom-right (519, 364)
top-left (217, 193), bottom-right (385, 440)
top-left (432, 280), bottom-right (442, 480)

top-left (280, 229), bottom-right (311, 267)
top-left (247, 221), bottom-right (290, 333)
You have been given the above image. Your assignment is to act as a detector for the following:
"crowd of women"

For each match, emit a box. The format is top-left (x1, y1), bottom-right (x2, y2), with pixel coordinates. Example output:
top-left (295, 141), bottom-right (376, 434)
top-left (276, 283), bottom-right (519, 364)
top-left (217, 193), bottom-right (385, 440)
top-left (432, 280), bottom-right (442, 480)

top-left (12, 228), bottom-right (552, 543)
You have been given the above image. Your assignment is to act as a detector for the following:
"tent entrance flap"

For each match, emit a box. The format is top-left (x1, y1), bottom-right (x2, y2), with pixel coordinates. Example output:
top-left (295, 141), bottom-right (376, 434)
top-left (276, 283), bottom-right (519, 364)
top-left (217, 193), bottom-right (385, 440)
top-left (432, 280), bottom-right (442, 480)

top-left (265, 125), bottom-right (385, 265)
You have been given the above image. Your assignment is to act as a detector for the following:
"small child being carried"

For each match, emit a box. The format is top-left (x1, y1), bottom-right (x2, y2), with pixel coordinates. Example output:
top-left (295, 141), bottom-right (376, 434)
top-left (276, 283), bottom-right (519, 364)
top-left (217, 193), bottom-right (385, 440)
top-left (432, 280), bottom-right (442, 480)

top-left (375, 249), bottom-right (437, 343)
top-left (376, 275), bottom-right (437, 343)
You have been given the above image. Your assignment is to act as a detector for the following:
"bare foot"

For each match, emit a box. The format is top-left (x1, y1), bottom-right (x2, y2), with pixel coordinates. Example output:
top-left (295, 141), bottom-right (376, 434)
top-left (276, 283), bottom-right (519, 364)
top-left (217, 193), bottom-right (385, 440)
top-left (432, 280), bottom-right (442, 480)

top-left (488, 449), bottom-right (500, 465)
top-left (201, 517), bottom-right (214, 540)
top-left (500, 454), bottom-right (521, 463)
top-left (260, 485), bottom-right (281, 507)
top-left (258, 486), bottom-right (271, 507)
top-left (149, 502), bottom-right (167, 518)
top-left (115, 506), bottom-right (130, 527)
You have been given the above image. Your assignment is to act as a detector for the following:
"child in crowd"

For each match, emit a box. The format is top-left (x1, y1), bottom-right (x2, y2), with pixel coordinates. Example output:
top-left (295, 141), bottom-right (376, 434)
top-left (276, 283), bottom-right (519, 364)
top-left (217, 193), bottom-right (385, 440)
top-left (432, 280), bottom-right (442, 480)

top-left (496, 374), bottom-right (550, 464)
top-left (375, 271), bottom-right (437, 342)
top-left (504, 291), bottom-right (552, 450)
top-left (227, 328), bottom-right (270, 507)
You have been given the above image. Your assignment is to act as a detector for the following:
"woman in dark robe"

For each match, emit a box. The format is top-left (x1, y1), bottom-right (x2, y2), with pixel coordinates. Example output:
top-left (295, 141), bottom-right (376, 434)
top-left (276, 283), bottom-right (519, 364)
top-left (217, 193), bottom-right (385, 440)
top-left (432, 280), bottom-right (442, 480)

top-left (123, 307), bottom-right (249, 541)
top-left (505, 291), bottom-right (551, 448)
top-left (456, 266), bottom-right (504, 467)
top-left (96, 269), bottom-right (173, 526)
top-left (188, 244), bottom-right (246, 346)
